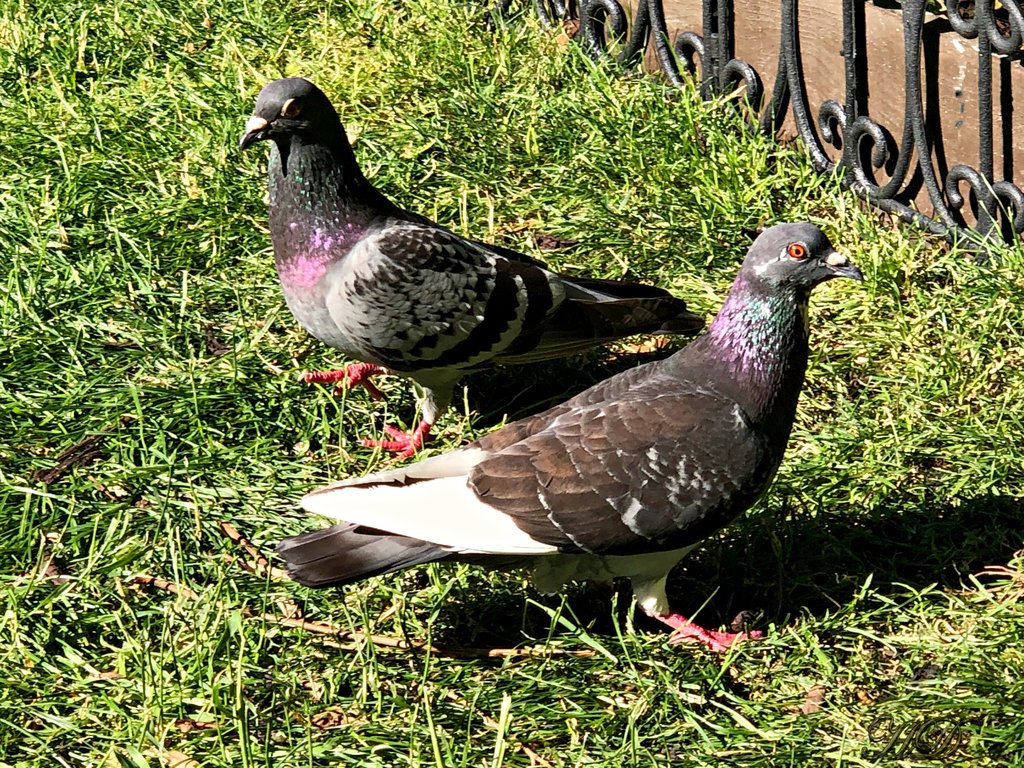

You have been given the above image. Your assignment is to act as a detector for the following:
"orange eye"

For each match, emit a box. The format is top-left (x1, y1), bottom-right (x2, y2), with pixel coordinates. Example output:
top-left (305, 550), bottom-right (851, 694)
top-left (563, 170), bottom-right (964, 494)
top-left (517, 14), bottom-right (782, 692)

top-left (281, 98), bottom-right (303, 118)
top-left (787, 242), bottom-right (808, 260)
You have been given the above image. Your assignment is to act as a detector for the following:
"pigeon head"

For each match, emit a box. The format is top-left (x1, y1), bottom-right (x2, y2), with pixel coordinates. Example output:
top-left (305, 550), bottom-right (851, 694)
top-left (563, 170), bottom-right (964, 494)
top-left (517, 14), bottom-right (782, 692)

top-left (696, 221), bottom-right (863, 417)
top-left (741, 223), bottom-right (863, 290)
top-left (239, 77), bottom-right (343, 151)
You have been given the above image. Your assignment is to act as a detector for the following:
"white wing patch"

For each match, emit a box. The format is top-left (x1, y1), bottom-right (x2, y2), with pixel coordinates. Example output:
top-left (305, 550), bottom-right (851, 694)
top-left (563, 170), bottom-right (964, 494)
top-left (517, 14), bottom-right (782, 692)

top-left (620, 497), bottom-right (646, 535)
top-left (313, 447), bottom-right (491, 490)
top-left (731, 403), bottom-right (751, 430)
top-left (301, 474), bottom-right (558, 555)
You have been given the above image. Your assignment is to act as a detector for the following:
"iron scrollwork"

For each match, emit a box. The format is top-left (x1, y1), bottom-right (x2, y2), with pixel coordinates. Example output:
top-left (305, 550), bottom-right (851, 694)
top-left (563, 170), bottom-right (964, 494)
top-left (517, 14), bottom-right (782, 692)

top-left (504, 0), bottom-right (1024, 247)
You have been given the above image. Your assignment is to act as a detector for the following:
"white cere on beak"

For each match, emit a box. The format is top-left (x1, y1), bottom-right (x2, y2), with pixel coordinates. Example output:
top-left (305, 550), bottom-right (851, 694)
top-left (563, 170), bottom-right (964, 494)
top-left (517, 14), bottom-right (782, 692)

top-left (825, 251), bottom-right (849, 267)
top-left (244, 115), bottom-right (269, 134)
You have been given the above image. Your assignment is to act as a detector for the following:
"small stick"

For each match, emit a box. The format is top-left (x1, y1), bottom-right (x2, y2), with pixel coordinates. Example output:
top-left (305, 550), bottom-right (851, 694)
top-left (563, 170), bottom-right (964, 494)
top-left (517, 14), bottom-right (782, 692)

top-left (33, 415), bottom-right (135, 485)
top-left (253, 611), bottom-right (596, 659)
top-left (217, 521), bottom-right (289, 581)
top-left (129, 573), bottom-right (596, 660)
top-left (127, 575), bottom-right (200, 602)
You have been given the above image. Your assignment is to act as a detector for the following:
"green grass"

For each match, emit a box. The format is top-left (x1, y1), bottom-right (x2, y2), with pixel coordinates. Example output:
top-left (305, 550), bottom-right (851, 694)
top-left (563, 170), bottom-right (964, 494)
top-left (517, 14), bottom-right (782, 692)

top-left (2, 0), bottom-right (1023, 765)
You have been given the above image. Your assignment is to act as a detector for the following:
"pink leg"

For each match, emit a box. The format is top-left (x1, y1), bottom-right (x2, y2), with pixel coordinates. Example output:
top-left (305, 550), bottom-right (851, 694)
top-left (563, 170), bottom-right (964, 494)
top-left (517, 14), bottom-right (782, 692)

top-left (300, 364), bottom-right (436, 458)
top-left (300, 363), bottom-right (387, 400)
top-left (646, 610), bottom-right (763, 653)
top-left (361, 420), bottom-right (433, 460)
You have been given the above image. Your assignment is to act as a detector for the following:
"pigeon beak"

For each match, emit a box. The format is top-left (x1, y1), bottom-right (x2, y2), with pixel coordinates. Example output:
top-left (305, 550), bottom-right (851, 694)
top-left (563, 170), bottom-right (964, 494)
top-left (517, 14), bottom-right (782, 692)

top-left (824, 250), bottom-right (864, 282)
top-left (239, 115), bottom-right (270, 150)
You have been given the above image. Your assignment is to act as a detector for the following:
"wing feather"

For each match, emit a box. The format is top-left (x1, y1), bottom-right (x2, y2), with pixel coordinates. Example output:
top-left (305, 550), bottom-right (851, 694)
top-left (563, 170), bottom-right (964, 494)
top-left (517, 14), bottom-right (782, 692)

top-left (469, 390), bottom-right (771, 555)
top-left (324, 221), bottom-right (563, 372)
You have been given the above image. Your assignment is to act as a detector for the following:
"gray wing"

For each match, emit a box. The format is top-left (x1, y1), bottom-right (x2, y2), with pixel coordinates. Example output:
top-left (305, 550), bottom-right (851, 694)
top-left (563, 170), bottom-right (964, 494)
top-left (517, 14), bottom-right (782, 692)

top-left (323, 221), bottom-right (564, 373)
top-left (472, 356), bottom-right (670, 452)
top-left (469, 390), bottom-right (774, 556)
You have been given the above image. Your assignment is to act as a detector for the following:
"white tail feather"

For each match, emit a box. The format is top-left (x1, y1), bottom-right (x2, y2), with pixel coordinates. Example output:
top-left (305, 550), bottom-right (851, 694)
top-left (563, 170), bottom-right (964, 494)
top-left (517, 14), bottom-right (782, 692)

top-left (313, 447), bottom-right (491, 491)
top-left (301, 474), bottom-right (557, 555)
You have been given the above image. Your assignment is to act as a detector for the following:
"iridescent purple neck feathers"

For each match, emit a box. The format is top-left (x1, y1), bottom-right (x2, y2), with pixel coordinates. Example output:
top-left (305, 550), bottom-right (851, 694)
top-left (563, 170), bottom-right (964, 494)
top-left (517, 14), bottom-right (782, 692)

top-left (696, 273), bottom-right (810, 424)
top-left (267, 138), bottom-right (387, 290)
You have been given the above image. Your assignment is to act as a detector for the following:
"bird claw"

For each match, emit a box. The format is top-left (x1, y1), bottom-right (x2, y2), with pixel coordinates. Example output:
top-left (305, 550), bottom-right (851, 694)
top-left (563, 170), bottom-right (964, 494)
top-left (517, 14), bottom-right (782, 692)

top-left (667, 624), bottom-right (763, 653)
top-left (649, 610), bottom-right (763, 653)
top-left (300, 365), bottom-right (433, 457)
top-left (361, 421), bottom-right (433, 460)
top-left (381, 424), bottom-right (412, 440)
top-left (299, 363), bottom-right (387, 400)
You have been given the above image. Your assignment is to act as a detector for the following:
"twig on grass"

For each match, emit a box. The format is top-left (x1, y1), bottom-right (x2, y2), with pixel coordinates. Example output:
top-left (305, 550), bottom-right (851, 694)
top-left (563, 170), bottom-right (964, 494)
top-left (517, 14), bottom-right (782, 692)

top-left (217, 521), bottom-right (290, 581)
top-left (128, 574), bottom-right (200, 602)
top-left (128, 573), bottom-right (597, 660)
top-left (32, 414), bottom-right (135, 485)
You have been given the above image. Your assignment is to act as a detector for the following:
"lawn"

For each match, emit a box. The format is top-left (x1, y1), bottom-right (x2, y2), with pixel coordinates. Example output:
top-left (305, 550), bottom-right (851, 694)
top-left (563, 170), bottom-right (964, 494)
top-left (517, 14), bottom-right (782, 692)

top-left (2, 0), bottom-right (1023, 765)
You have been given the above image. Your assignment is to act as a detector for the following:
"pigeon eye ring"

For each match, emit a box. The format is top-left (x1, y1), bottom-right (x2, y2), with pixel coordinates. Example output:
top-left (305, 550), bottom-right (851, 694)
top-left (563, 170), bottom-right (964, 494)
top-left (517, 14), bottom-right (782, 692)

top-left (786, 242), bottom-right (808, 260)
top-left (280, 98), bottom-right (303, 119)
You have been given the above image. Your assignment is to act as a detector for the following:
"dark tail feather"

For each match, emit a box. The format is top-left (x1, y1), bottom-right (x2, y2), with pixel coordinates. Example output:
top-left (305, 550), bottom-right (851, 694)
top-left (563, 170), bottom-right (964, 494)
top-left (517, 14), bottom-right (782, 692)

top-left (502, 295), bottom-right (703, 363)
top-left (577, 296), bottom-right (705, 335)
top-left (564, 274), bottom-right (689, 301)
top-left (560, 276), bottom-right (704, 338)
top-left (277, 523), bottom-right (446, 588)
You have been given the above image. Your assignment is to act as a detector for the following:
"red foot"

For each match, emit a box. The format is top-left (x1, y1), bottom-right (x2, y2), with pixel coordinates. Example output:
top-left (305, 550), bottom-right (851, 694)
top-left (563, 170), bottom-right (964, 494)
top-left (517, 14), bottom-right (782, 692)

top-left (649, 611), bottom-right (763, 653)
top-left (361, 420), bottom-right (433, 460)
top-left (299, 363), bottom-right (387, 400)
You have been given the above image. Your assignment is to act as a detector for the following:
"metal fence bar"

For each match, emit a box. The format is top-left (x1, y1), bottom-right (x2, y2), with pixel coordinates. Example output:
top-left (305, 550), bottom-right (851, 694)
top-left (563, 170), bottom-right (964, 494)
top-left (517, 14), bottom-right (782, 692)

top-left (501, 0), bottom-right (1024, 247)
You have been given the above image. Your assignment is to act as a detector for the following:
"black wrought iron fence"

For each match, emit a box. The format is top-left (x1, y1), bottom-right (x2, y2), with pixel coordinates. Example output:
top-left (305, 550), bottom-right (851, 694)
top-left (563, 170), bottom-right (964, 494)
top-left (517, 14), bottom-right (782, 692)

top-left (497, 0), bottom-right (1024, 247)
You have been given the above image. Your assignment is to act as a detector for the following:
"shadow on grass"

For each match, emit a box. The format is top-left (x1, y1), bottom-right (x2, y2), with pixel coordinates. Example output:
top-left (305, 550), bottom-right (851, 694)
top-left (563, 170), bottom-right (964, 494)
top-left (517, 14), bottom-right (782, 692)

top-left (462, 341), bottom-right (684, 430)
top-left (427, 491), bottom-right (1023, 648)
top-left (675, 491), bottom-right (1023, 628)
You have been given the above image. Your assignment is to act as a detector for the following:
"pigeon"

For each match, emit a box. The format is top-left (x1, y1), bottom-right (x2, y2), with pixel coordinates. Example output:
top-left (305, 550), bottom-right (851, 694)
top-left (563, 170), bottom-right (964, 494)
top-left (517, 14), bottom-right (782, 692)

top-left (239, 77), bottom-right (704, 457)
top-left (275, 223), bottom-right (863, 651)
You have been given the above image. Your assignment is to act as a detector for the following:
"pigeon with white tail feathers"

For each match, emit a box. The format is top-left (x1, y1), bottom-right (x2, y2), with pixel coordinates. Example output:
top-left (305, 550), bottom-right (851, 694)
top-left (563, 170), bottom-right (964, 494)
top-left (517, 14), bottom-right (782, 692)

top-left (239, 77), bottom-right (704, 457)
top-left (276, 223), bottom-right (863, 651)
